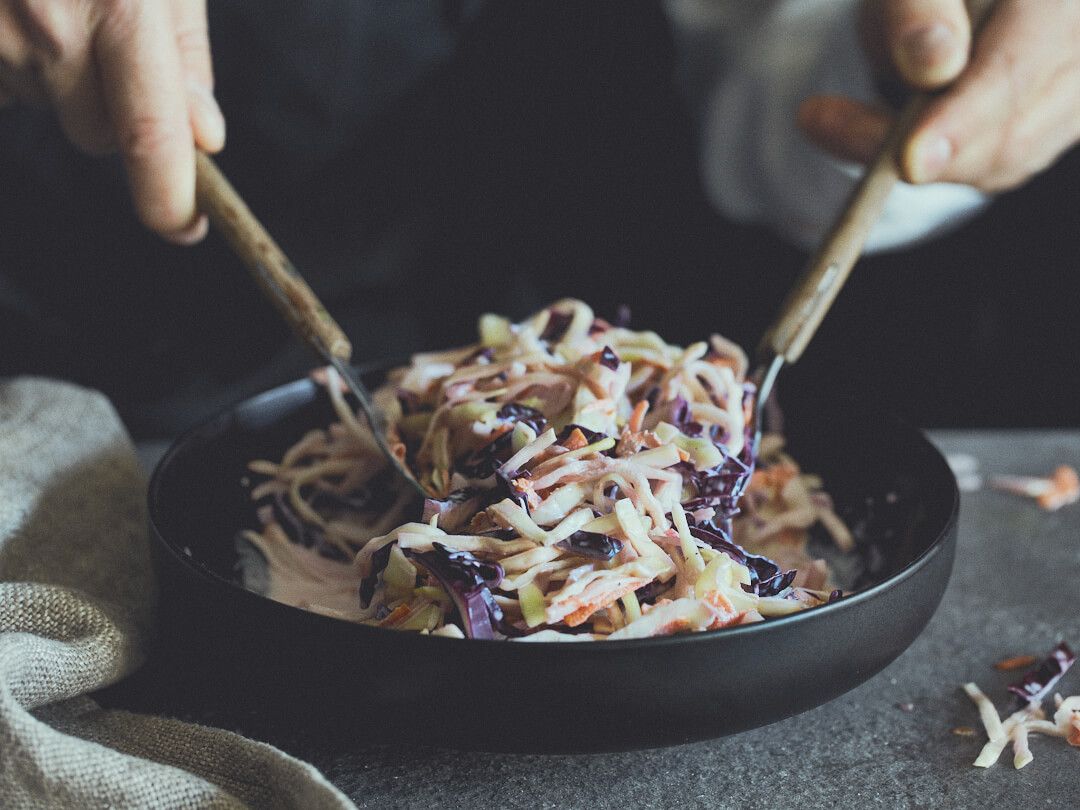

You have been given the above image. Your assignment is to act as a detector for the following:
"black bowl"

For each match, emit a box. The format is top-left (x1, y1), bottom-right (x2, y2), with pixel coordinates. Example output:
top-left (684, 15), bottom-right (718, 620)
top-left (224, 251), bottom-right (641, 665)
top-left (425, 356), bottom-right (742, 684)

top-left (147, 371), bottom-right (958, 753)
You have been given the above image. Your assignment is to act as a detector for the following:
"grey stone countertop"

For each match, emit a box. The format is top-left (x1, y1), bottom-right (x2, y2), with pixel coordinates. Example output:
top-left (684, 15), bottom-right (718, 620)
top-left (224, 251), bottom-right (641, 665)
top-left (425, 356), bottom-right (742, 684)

top-left (130, 432), bottom-right (1080, 809)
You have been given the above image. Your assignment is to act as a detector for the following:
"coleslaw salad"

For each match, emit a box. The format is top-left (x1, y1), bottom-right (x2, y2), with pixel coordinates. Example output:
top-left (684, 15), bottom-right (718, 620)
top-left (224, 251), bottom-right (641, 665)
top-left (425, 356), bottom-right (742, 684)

top-left (240, 300), bottom-right (851, 640)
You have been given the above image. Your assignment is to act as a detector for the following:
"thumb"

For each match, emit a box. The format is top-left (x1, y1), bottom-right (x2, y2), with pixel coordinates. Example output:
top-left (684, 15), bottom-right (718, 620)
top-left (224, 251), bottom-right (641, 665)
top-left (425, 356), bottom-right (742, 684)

top-left (883, 0), bottom-right (971, 89)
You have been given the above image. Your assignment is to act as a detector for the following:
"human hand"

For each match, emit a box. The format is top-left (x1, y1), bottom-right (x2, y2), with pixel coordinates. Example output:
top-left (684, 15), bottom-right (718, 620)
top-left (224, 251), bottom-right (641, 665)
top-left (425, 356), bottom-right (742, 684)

top-left (797, 0), bottom-right (1080, 193)
top-left (0, 0), bottom-right (224, 243)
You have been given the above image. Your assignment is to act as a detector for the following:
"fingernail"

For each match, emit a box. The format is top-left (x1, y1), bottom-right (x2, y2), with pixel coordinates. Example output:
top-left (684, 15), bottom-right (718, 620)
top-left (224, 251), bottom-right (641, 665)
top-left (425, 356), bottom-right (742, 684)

top-left (188, 80), bottom-right (226, 152)
top-left (908, 131), bottom-right (952, 183)
top-left (896, 23), bottom-right (957, 82)
top-left (169, 214), bottom-right (209, 246)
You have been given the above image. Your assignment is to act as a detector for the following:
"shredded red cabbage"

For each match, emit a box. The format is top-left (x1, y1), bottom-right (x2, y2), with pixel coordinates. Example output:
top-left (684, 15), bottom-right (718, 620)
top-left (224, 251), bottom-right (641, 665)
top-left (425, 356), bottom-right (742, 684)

top-left (682, 420), bottom-right (704, 438)
top-left (494, 468), bottom-right (532, 511)
top-left (540, 309), bottom-right (573, 342)
top-left (557, 423), bottom-right (608, 446)
top-left (260, 491), bottom-right (310, 547)
top-left (495, 402), bottom-right (548, 434)
top-left (1008, 641), bottom-right (1075, 706)
top-left (598, 345), bottom-right (620, 370)
top-left (634, 579), bottom-right (671, 604)
top-left (359, 542), bottom-right (394, 608)
top-left (408, 543), bottom-right (505, 639)
top-left (680, 420), bottom-right (756, 545)
top-left (422, 490), bottom-right (486, 532)
top-left (644, 395), bottom-right (689, 432)
top-left (556, 531), bottom-right (623, 560)
top-left (258, 491), bottom-right (352, 561)
top-left (457, 430), bottom-right (514, 479)
top-left (687, 523), bottom-right (794, 597)
top-left (457, 403), bottom-right (548, 479)
top-left (463, 346), bottom-right (494, 365)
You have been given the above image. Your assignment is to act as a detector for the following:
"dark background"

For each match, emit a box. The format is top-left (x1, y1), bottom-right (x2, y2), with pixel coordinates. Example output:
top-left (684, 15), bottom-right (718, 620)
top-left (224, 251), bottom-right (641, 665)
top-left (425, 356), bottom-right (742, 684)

top-left (2, 1), bottom-right (1077, 438)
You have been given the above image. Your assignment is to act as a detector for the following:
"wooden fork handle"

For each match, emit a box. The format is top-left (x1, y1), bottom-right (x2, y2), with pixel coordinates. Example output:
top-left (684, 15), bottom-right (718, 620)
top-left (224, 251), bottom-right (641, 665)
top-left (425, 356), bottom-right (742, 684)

top-left (194, 152), bottom-right (352, 362)
top-left (758, 0), bottom-right (997, 364)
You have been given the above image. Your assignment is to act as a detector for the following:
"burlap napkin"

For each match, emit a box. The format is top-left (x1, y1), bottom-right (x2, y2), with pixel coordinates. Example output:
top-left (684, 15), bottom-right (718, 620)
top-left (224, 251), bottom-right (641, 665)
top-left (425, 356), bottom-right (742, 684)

top-left (0, 377), bottom-right (354, 809)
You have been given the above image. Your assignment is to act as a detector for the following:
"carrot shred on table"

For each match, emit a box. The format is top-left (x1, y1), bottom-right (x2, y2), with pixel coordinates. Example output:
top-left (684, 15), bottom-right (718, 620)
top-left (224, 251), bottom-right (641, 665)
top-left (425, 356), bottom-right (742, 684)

top-left (991, 464), bottom-right (1080, 511)
top-left (951, 726), bottom-right (977, 737)
top-left (1037, 465), bottom-right (1080, 511)
top-left (994, 655), bottom-right (1037, 672)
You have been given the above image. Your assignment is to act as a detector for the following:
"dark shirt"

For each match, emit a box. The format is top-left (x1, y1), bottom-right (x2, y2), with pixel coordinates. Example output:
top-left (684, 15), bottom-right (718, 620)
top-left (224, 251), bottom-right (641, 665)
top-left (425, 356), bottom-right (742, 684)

top-left (1, 1), bottom-right (1078, 436)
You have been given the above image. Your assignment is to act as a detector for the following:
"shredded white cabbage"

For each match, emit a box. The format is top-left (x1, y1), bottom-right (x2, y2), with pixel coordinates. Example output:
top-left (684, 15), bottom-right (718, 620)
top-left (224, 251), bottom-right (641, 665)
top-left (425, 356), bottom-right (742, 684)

top-left (240, 300), bottom-right (851, 640)
top-left (962, 682), bottom-right (1080, 769)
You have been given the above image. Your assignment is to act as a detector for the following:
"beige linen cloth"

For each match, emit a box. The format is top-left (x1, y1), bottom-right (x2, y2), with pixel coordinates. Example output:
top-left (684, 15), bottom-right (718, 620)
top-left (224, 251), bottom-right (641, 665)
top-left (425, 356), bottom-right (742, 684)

top-left (0, 377), bottom-right (355, 809)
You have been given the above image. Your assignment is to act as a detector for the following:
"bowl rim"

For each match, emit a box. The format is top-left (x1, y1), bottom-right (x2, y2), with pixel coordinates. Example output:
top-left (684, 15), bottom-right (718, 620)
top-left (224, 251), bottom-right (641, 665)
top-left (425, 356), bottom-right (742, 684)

top-left (148, 370), bottom-right (960, 653)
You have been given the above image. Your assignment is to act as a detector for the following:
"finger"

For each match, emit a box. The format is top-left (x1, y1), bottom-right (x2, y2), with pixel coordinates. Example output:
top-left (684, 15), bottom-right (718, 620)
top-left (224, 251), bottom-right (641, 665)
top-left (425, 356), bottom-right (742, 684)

top-left (52, 55), bottom-right (114, 155)
top-left (29, 8), bottom-right (115, 155)
top-left (170, 0), bottom-right (224, 152)
top-left (0, 5), bottom-right (32, 67)
top-left (884, 0), bottom-right (971, 89)
top-left (169, 212), bottom-right (210, 245)
top-left (900, 1), bottom-right (1051, 186)
top-left (798, 95), bottom-right (894, 165)
top-left (170, 0), bottom-right (212, 87)
top-left (185, 77), bottom-right (224, 152)
top-left (94, 0), bottom-right (198, 240)
top-left (924, 80), bottom-right (1078, 192)
top-left (0, 5), bottom-right (44, 106)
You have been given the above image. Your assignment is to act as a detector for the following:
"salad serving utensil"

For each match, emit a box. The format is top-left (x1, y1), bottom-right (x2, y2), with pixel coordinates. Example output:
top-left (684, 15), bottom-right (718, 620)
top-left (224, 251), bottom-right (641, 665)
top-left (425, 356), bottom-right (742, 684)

top-left (193, 153), bottom-right (427, 498)
top-left (751, 0), bottom-right (997, 449)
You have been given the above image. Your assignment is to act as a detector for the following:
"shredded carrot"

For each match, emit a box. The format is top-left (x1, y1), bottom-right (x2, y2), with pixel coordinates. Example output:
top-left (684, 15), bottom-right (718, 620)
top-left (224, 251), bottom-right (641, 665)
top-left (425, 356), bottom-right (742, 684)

top-left (707, 611), bottom-right (746, 630)
top-left (697, 591), bottom-right (743, 629)
top-left (994, 465), bottom-right (1080, 510)
top-left (951, 726), bottom-right (977, 736)
top-left (512, 477), bottom-right (542, 510)
top-left (563, 605), bottom-right (600, 627)
top-left (749, 459), bottom-right (800, 493)
top-left (530, 448), bottom-right (560, 466)
top-left (676, 448), bottom-right (690, 463)
top-left (562, 428), bottom-right (589, 451)
top-left (1037, 465), bottom-right (1080, 511)
top-left (707, 356), bottom-right (738, 371)
top-left (563, 581), bottom-right (643, 627)
top-left (628, 400), bottom-right (649, 433)
top-left (378, 604), bottom-right (413, 627)
top-left (993, 655), bottom-right (1037, 672)
top-left (703, 590), bottom-right (734, 613)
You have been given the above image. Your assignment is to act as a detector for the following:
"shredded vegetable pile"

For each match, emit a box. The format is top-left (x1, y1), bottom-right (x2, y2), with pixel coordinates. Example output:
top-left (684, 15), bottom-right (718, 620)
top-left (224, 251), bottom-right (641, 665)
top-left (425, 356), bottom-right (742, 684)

top-left (240, 300), bottom-right (851, 640)
top-left (962, 642), bottom-right (1078, 769)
